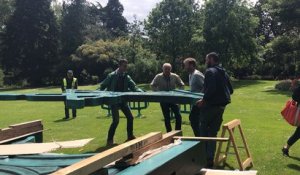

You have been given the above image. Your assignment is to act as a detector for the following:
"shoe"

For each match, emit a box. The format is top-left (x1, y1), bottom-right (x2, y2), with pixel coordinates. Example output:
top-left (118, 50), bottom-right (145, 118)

top-left (282, 147), bottom-right (289, 157)
top-left (63, 117), bottom-right (69, 120)
top-left (73, 116), bottom-right (76, 119)
top-left (106, 140), bottom-right (114, 146)
top-left (125, 135), bottom-right (136, 142)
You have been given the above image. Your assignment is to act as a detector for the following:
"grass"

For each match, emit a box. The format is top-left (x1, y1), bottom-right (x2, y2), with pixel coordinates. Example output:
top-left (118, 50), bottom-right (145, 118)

top-left (0, 80), bottom-right (299, 174)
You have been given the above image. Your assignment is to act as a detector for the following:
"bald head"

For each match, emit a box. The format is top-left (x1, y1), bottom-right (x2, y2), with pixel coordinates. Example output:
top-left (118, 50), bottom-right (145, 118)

top-left (163, 63), bottom-right (172, 77)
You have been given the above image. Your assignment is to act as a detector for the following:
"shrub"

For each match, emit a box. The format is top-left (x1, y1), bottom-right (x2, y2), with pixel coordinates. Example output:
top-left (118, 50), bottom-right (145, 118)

top-left (275, 80), bottom-right (292, 91)
top-left (0, 68), bottom-right (4, 87)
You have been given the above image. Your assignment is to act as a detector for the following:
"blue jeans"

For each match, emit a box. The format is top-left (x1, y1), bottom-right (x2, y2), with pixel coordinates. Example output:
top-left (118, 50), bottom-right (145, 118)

top-left (107, 103), bottom-right (134, 141)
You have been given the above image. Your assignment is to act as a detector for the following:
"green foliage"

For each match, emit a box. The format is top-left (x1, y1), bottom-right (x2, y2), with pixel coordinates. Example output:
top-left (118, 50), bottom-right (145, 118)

top-left (275, 79), bottom-right (292, 91)
top-left (0, 0), bottom-right (14, 32)
top-left (202, 0), bottom-right (259, 71)
top-left (71, 38), bottom-right (157, 83)
top-left (103, 0), bottom-right (128, 37)
top-left (1, 0), bottom-right (59, 86)
top-left (61, 0), bottom-right (88, 56)
top-left (145, 0), bottom-right (196, 71)
top-left (0, 68), bottom-right (4, 87)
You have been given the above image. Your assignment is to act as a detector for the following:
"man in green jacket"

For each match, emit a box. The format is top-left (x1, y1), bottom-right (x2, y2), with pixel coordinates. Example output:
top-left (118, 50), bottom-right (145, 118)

top-left (100, 59), bottom-right (142, 146)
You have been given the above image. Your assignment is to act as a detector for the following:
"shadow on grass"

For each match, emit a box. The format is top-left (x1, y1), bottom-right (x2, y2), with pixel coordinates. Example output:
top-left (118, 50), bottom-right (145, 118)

top-left (264, 89), bottom-right (292, 97)
top-left (53, 118), bottom-right (72, 122)
top-left (287, 164), bottom-right (300, 171)
top-left (231, 80), bottom-right (267, 90)
top-left (289, 156), bottom-right (300, 162)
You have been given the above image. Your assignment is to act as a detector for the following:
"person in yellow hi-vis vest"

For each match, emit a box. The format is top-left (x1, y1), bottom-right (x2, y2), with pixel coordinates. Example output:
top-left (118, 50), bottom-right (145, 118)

top-left (61, 70), bottom-right (78, 119)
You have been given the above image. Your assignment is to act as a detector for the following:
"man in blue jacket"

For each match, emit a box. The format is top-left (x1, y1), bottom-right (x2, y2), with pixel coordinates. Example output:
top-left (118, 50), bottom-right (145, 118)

top-left (195, 52), bottom-right (233, 168)
top-left (100, 59), bottom-right (142, 146)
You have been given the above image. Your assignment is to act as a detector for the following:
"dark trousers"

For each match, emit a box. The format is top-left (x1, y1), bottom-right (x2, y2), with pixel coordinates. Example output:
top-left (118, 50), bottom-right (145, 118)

top-left (160, 103), bottom-right (182, 132)
top-left (64, 101), bottom-right (76, 118)
top-left (107, 103), bottom-right (134, 141)
top-left (199, 105), bottom-right (225, 161)
top-left (189, 105), bottom-right (201, 136)
top-left (287, 127), bottom-right (300, 146)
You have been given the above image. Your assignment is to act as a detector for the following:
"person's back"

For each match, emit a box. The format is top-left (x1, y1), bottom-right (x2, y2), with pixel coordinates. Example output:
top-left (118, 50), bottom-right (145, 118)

top-left (203, 65), bottom-right (233, 106)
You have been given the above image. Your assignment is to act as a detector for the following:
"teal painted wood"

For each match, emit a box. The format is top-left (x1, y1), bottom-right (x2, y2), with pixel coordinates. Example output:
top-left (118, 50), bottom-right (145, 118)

top-left (0, 165), bottom-right (40, 175)
top-left (116, 141), bottom-right (205, 175)
top-left (11, 136), bottom-right (36, 144)
top-left (0, 90), bottom-right (203, 109)
top-left (0, 154), bottom-right (95, 167)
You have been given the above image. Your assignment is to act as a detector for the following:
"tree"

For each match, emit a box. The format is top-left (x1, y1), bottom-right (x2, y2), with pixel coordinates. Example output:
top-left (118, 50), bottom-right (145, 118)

top-left (102, 0), bottom-right (128, 37)
top-left (61, 0), bottom-right (87, 57)
top-left (1, 0), bottom-right (59, 86)
top-left (202, 0), bottom-right (259, 73)
top-left (0, 0), bottom-right (14, 32)
top-left (145, 0), bottom-right (196, 71)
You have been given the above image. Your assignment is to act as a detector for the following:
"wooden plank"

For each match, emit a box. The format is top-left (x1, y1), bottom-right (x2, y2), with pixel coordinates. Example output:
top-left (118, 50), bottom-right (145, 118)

top-left (173, 136), bottom-right (229, 142)
top-left (128, 130), bottom-right (182, 165)
top-left (200, 169), bottom-right (257, 175)
top-left (242, 158), bottom-right (252, 170)
top-left (0, 125), bottom-right (43, 141)
top-left (0, 131), bottom-right (43, 144)
top-left (223, 119), bottom-right (241, 130)
top-left (51, 132), bottom-right (162, 175)
top-left (9, 120), bottom-right (42, 129)
top-left (0, 139), bottom-right (93, 155)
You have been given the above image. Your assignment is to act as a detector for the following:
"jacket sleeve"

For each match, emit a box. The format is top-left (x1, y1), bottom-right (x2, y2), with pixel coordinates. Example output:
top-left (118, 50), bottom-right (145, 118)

top-left (292, 86), bottom-right (300, 103)
top-left (128, 75), bottom-right (142, 92)
top-left (61, 79), bottom-right (65, 92)
top-left (74, 78), bottom-right (78, 89)
top-left (203, 70), bottom-right (216, 101)
top-left (150, 75), bottom-right (159, 91)
top-left (176, 75), bottom-right (185, 90)
top-left (226, 74), bottom-right (233, 94)
top-left (100, 74), bottom-right (111, 91)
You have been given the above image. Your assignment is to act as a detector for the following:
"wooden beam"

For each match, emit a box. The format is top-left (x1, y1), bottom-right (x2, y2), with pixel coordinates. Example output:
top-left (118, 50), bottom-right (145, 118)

top-left (173, 136), bottom-right (229, 142)
top-left (126, 130), bottom-right (182, 165)
top-left (223, 119), bottom-right (241, 130)
top-left (51, 132), bottom-right (162, 175)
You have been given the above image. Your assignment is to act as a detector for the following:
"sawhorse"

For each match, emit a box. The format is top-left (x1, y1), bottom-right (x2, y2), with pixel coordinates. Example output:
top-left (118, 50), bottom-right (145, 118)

top-left (214, 119), bottom-right (254, 170)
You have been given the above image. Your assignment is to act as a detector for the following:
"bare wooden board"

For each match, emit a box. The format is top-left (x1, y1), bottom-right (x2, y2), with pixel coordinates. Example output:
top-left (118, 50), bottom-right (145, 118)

top-left (51, 132), bottom-right (162, 175)
top-left (174, 136), bottom-right (229, 142)
top-left (0, 139), bottom-right (93, 155)
top-left (128, 130), bottom-right (182, 165)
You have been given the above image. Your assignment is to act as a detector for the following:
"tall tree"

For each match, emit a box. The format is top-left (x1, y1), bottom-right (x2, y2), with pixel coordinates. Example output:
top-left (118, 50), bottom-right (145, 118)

top-left (0, 0), bottom-right (14, 32)
top-left (202, 0), bottom-right (259, 71)
top-left (103, 0), bottom-right (128, 37)
top-left (1, 0), bottom-right (59, 86)
top-left (61, 0), bottom-right (87, 57)
top-left (145, 0), bottom-right (196, 71)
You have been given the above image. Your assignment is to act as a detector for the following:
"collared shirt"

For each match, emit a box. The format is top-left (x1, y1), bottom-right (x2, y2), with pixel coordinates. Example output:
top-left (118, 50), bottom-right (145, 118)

top-left (151, 73), bottom-right (185, 91)
top-left (189, 69), bottom-right (205, 93)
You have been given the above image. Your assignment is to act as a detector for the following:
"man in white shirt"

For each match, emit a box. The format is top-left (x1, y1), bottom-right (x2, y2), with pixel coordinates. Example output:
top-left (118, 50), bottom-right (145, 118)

top-left (151, 63), bottom-right (185, 132)
top-left (184, 57), bottom-right (205, 136)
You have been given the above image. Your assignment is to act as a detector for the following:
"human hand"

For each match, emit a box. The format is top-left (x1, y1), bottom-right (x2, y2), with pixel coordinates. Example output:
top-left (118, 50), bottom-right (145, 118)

top-left (196, 100), bottom-right (204, 108)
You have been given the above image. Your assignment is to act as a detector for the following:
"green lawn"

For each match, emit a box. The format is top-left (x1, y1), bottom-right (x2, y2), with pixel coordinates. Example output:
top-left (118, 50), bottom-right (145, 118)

top-left (0, 80), bottom-right (299, 174)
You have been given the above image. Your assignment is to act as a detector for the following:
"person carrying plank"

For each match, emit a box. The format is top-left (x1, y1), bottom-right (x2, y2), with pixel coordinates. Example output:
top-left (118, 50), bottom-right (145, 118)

top-left (151, 63), bottom-right (185, 132)
top-left (61, 70), bottom-right (78, 119)
top-left (195, 52), bottom-right (233, 168)
top-left (100, 59), bottom-right (143, 146)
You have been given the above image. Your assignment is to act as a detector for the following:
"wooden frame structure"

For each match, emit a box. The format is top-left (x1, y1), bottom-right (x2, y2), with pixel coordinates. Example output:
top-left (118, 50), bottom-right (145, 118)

top-left (214, 119), bottom-right (253, 170)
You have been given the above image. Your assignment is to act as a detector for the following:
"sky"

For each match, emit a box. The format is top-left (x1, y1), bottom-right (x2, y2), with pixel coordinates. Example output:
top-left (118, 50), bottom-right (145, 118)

top-left (88, 0), bottom-right (258, 22)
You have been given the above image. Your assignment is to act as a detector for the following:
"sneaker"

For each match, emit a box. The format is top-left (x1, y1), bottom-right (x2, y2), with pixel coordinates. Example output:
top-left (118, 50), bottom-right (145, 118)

top-left (63, 117), bottom-right (69, 120)
top-left (282, 147), bottom-right (289, 157)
